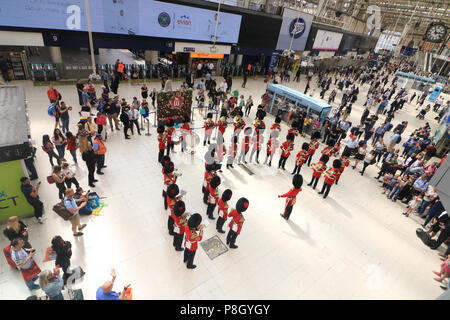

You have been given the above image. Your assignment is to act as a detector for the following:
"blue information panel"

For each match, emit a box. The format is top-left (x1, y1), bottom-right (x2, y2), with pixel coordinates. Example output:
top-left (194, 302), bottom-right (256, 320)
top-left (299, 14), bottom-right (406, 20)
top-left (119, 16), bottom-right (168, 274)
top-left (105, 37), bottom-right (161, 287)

top-left (0, 0), bottom-right (242, 44)
top-left (428, 86), bottom-right (442, 102)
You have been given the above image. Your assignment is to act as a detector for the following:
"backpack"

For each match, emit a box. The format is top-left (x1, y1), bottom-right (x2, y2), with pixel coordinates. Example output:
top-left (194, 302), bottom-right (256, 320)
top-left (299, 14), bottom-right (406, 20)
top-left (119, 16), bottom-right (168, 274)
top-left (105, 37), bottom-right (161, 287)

top-left (48, 104), bottom-right (56, 117)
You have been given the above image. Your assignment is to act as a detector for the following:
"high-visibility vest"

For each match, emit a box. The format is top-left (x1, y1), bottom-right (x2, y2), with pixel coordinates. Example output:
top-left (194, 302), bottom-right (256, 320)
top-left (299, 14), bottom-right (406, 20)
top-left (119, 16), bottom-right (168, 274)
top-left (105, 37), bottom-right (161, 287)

top-left (247, 64), bottom-right (251, 71)
top-left (93, 139), bottom-right (107, 155)
top-left (117, 63), bottom-right (124, 73)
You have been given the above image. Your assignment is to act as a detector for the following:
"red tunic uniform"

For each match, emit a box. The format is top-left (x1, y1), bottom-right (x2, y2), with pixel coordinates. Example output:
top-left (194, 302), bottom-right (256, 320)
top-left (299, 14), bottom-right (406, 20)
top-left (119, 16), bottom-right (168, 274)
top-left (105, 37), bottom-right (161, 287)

top-left (203, 171), bottom-right (214, 191)
top-left (312, 161), bottom-right (327, 178)
top-left (266, 138), bottom-right (279, 155)
top-left (163, 173), bottom-right (177, 192)
top-left (296, 150), bottom-right (309, 166)
top-left (252, 134), bottom-right (264, 151)
top-left (180, 123), bottom-right (191, 138)
top-left (270, 123), bottom-right (281, 136)
top-left (217, 199), bottom-right (229, 219)
top-left (172, 214), bottom-right (187, 235)
top-left (280, 187), bottom-right (302, 206)
top-left (208, 185), bottom-right (219, 205)
top-left (229, 143), bottom-right (238, 157)
top-left (217, 120), bottom-right (227, 135)
top-left (158, 133), bottom-right (166, 150)
top-left (204, 119), bottom-right (215, 135)
top-left (184, 225), bottom-right (202, 251)
top-left (321, 146), bottom-right (335, 157)
top-left (165, 127), bottom-right (175, 144)
top-left (241, 136), bottom-right (250, 152)
top-left (233, 119), bottom-right (246, 133)
top-left (308, 139), bottom-right (320, 155)
top-left (323, 167), bottom-right (338, 185)
top-left (334, 157), bottom-right (350, 182)
top-left (280, 141), bottom-right (293, 157)
top-left (288, 128), bottom-right (299, 138)
top-left (166, 196), bottom-right (176, 215)
top-left (228, 209), bottom-right (244, 234)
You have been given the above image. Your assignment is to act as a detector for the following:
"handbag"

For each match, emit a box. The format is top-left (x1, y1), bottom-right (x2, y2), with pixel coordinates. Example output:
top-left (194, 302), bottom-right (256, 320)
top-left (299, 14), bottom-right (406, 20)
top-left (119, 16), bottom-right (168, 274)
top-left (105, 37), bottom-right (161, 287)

top-left (52, 201), bottom-right (73, 221)
top-left (47, 175), bottom-right (55, 184)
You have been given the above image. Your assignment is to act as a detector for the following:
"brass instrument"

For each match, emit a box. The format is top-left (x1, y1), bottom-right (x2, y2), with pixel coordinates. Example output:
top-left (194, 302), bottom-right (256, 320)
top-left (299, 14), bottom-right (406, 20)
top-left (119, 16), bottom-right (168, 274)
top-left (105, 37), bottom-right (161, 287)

top-left (234, 116), bottom-right (244, 129)
top-left (323, 168), bottom-right (335, 180)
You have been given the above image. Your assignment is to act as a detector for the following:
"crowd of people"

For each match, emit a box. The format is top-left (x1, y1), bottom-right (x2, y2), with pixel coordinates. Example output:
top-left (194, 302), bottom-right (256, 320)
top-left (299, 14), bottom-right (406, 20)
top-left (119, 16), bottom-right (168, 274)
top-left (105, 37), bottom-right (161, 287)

top-left (4, 54), bottom-right (450, 299)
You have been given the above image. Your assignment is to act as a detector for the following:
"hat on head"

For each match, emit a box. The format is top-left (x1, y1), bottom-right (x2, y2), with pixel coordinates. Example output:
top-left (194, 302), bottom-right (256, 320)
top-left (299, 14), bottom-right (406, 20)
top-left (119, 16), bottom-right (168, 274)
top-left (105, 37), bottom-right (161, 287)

top-left (333, 159), bottom-right (342, 168)
top-left (207, 112), bottom-right (213, 119)
top-left (164, 161), bottom-right (175, 174)
top-left (210, 176), bottom-right (221, 189)
top-left (221, 189), bottom-right (232, 202)
top-left (174, 200), bottom-right (185, 217)
top-left (236, 197), bottom-right (249, 213)
top-left (291, 121), bottom-right (298, 128)
top-left (327, 138), bottom-right (336, 147)
top-left (206, 163), bottom-right (217, 172)
top-left (257, 111), bottom-right (266, 120)
top-left (293, 174), bottom-right (303, 189)
top-left (244, 127), bottom-right (253, 136)
top-left (319, 154), bottom-right (329, 163)
top-left (161, 155), bottom-right (171, 166)
top-left (302, 142), bottom-right (310, 151)
top-left (275, 116), bottom-right (281, 124)
top-left (187, 213), bottom-right (202, 229)
top-left (287, 133), bottom-right (295, 141)
top-left (238, 110), bottom-right (244, 117)
top-left (167, 184), bottom-right (179, 199)
top-left (167, 119), bottom-right (174, 127)
top-left (271, 130), bottom-right (279, 139)
top-left (157, 126), bottom-right (165, 134)
top-left (312, 131), bottom-right (321, 140)
top-left (182, 115), bottom-right (190, 123)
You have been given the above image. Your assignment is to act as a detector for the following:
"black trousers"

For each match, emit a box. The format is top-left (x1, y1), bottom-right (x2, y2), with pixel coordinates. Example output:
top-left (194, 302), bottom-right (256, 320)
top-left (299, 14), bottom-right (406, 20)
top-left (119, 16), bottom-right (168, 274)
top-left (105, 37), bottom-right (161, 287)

top-left (430, 226), bottom-right (450, 250)
top-left (282, 204), bottom-right (293, 220)
top-left (158, 149), bottom-right (165, 163)
top-left (96, 154), bottom-right (105, 173)
top-left (226, 229), bottom-right (239, 246)
top-left (306, 153), bottom-right (314, 166)
top-left (173, 233), bottom-right (183, 250)
top-left (166, 142), bottom-right (174, 156)
top-left (323, 130), bottom-right (330, 143)
top-left (28, 198), bottom-right (43, 219)
top-left (308, 176), bottom-right (320, 189)
top-left (24, 158), bottom-right (38, 180)
top-left (203, 188), bottom-right (209, 204)
top-left (123, 124), bottom-right (130, 138)
top-left (204, 133), bottom-right (211, 144)
top-left (56, 182), bottom-right (66, 200)
top-left (319, 182), bottom-right (332, 198)
top-left (87, 163), bottom-right (95, 185)
top-left (183, 249), bottom-right (196, 267)
top-left (361, 162), bottom-right (370, 175)
top-left (278, 155), bottom-right (288, 169)
top-left (216, 216), bottom-right (226, 231)
top-left (65, 177), bottom-right (80, 189)
top-left (163, 191), bottom-right (168, 210)
top-left (292, 164), bottom-right (303, 175)
top-left (168, 216), bottom-right (174, 234)
top-left (130, 119), bottom-right (140, 134)
top-left (207, 203), bottom-right (216, 219)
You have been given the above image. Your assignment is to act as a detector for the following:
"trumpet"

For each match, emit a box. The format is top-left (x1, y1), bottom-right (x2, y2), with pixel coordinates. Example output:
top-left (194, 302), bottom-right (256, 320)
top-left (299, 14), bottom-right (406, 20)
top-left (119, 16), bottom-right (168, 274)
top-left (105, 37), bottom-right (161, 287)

top-left (323, 168), bottom-right (335, 180)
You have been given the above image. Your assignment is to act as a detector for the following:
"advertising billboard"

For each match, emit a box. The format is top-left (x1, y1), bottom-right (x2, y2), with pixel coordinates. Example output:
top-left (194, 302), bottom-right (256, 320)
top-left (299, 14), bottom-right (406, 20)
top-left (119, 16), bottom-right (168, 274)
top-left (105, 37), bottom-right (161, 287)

top-left (312, 30), bottom-right (343, 51)
top-left (0, 0), bottom-right (242, 44)
top-left (276, 8), bottom-right (313, 51)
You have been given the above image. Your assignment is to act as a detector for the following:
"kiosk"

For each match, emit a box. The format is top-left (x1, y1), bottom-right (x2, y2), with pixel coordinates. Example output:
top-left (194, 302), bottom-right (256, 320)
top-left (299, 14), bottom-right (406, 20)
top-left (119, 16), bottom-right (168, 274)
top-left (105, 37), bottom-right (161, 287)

top-left (395, 71), bottom-right (436, 92)
top-left (266, 84), bottom-right (332, 133)
top-left (0, 85), bottom-right (34, 222)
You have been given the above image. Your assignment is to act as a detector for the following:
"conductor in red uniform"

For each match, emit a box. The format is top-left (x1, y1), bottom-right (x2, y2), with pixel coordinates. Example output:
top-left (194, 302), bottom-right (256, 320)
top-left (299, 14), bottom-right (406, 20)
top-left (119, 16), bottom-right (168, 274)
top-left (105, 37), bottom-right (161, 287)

top-left (279, 174), bottom-right (303, 220)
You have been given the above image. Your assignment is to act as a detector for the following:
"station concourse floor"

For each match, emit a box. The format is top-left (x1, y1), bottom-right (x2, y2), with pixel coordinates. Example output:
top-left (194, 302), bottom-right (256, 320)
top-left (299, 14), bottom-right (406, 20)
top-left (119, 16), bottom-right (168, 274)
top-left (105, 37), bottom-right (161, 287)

top-left (0, 75), bottom-right (447, 300)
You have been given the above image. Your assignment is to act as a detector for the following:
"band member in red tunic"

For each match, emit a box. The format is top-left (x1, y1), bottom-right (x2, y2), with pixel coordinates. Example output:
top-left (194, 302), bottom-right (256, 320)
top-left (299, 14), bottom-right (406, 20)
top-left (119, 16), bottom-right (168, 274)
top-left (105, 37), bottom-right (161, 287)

top-left (292, 142), bottom-right (310, 175)
top-left (278, 133), bottom-right (295, 170)
top-left (233, 113), bottom-right (246, 140)
top-left (278, 174), bottom-right (303, 220)
top-left (307, 154), bottom-right (329, 189)
top-left (237, 127), bottom-right (252, 164)
top-left (167, 183), bottom-right (183, 236)
top-left (270, 116), bottom-right (282, 138)
top-left (216, 189), bottom-right (232, 233)
top-left (320, 138), bottom-right (337, 158)
top-left (217, 116), bottom-right (228, 144)
top-left (227, 136), bottom-right (238, 169)
top-left (165, 119), bottom-right (175, 156)
top-left (306, 132), bottom-right (321, 166)
top-left (172, 200), bottom-right (189, 251)
top-left (334, 155), bottom-right (350, 185)
top-left (180, 116), bottom-right (191, 153)
top-left (184, 213), bottom-right (204, 269)
top-left (227, 197), bottom-right (249, 249)
top-left (203, 113), bottom-right (215, 146)
top-left (318, 159), bottom-right (342, 199)
top-left (163, 161), bottom-right (178, 210)
top-left (207, 176), bottom-right (221, 220)
top-left (202, 163), bottom-right (217, 204)
top-left (264, 130), bottom-right (280, 166)
top-left (157, 126), bottom-right (166, 163)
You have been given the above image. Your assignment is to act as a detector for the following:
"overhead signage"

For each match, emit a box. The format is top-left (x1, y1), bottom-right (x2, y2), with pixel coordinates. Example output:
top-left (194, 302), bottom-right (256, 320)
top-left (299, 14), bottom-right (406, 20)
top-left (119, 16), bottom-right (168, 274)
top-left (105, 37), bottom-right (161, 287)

top-left (276, 8), bottom-right (313, 51)
top-left (190, 53), bottom-right (224, 59)
top-left (312, 30), bottom-right (343, 51)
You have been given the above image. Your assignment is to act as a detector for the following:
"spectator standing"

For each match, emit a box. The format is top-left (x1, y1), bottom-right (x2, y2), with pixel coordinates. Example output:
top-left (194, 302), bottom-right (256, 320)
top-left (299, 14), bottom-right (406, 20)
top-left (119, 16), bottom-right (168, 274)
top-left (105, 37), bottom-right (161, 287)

top-left (62, 162), bottom-right (79, 189)
top-left (59, 102), bottom-right (70, 134)
top-left (66, 131), bottom-right (78, 164)
top-left (51, 236), bottom-right (73, 284)
top-left (63, 188), bottom-right (87, 237)
top-left (52, 128), bottom-right (67, 160)
top-left (52, 165), bottom-right (66, 200)
top-left (76, 80), bottom-right (84, 106)
top-left (20, 177), bottom-right (44, 223)
top-left (42, 134), bottom-right (60, 167)
top-left (110, 73), bottom-right (119, 95)
top-left (47, 84), bottom-right (60, 104)
top-left (82, 144), bottom-right (97, 188)
top-left (3, 216), bottom-right (31, 248)
top-left (96, 269), bottom-right (130, 300)
top-left (39, 268), bottom-right (64, 300)
top-left (92, 134), bottom-right (107, 174)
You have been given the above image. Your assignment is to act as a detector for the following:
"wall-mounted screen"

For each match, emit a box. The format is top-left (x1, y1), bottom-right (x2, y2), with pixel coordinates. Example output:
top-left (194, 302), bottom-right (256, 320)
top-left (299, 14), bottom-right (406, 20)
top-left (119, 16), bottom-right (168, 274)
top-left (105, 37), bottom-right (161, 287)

top-left (312, 29), bottom-right (343, 50)
top-left (0, 0), bottom-right (242, 44)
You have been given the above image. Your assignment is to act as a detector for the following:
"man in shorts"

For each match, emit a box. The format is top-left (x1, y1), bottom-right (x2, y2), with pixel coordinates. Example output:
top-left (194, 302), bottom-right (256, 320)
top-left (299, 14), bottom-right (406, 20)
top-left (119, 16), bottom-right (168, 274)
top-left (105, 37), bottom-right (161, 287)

top-left (63, 188), bottom-right (87, 237)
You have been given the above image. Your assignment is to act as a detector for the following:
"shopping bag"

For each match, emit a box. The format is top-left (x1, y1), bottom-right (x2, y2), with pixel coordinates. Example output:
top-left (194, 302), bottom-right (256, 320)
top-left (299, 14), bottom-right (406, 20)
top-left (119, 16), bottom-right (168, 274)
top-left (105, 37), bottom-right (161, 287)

top-left (42, 246), bottom-right (57, 262)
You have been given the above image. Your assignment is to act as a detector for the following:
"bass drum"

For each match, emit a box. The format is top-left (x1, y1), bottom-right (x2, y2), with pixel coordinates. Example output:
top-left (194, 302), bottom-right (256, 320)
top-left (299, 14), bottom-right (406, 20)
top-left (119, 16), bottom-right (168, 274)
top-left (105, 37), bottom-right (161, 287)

top-left (184, 131), bottom-right (200, 154)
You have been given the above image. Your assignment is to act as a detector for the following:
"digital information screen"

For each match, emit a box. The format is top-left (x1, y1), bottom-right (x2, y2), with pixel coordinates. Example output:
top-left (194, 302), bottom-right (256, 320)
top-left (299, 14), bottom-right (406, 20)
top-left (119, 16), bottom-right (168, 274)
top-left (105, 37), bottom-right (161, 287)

top-left (312, 29), bottom-right (343, 51)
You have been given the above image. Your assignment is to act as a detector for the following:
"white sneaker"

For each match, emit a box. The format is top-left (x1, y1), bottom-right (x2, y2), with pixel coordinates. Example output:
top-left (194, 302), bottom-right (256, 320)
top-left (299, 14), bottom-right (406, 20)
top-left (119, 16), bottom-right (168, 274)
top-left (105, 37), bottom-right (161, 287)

top-left (37, 217), bottom-right (44, 224)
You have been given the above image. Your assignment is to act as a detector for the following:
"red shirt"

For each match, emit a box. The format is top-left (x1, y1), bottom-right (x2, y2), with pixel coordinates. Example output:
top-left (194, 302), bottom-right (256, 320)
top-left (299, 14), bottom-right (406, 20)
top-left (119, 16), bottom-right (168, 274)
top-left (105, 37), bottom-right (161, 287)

top-left (234, 119), bottom-right (246, 132)
top-left (228, 209), bottom-right (244, 234)
top-left (296, 150), bottom-right (308, 166)
top-left (217, 199), bottom-right (229, 219)
top-left (47, 88), bottom-right (59, 101)
top-left (324, 167), bottom-right (338, 185)
top-left (312, 161), bottom-right (327, 178)
top-left (180, 123), bottom-right (191, 138)
top-left (217, 120), bottom-right (227, 135)
top-left (204, 120), bottom-right (215, 134)
top-left (158, 134), bottom-right (166, 150)
top-left (67, 139), bottom-right (77, 151)
top-left (165, 127), bottom-right (175, 144)
top-left (280, 187), bottom-right (302, 206)
top-left (280, 141), bottom-right (293, 157)
top-left (184, 225), bottom-right (202, 251)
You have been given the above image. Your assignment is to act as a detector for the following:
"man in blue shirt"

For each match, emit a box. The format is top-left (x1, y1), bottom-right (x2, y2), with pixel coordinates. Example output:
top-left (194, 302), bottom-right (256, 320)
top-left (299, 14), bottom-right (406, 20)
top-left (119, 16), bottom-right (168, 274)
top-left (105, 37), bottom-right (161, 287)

top-left (377, 98), bottom-right (388, 114)
top-left (413, 174), bottom-right (429, 195)
top-left (64, 188), bottom-right (87, 237)
top-left (96, 269), bottom-right (130, 300)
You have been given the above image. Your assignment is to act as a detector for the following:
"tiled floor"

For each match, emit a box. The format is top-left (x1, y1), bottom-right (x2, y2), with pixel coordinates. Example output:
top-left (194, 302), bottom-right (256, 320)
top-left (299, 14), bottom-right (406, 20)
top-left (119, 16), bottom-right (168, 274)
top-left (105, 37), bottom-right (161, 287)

top-left (0, 74), bottom-right (447, 300)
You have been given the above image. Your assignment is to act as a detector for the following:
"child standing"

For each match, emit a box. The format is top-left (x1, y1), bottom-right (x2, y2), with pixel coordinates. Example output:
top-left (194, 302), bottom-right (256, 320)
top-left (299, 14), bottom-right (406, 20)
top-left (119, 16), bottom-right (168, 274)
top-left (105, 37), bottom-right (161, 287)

top-left (62, 162), bottom-right (80, 189)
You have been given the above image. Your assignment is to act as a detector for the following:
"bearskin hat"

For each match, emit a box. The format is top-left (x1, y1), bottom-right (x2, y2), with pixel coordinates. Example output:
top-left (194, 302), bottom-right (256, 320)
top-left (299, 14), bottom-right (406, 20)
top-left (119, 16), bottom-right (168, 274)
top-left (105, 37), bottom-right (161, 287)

top-left (319, 154), bottom-right (330, 163)
top-left (302, 142), bottom-right (310, 151)
top-left (163, 161), bottom-right (175, 174)
top-left (210, 176), bottom-right (221, 189)
top-left (187, 213), bottom-right (202, 229)
top-left (236, 197), bottom-right (249, 213)
top-left (333, 159), bottom-right (342, 169)
top-left (312, 131), bottom-right (321, 140)
top-left (157, 126), bottom-right (165, 134)
top-left (174, 200), bottom-right (185, 217)
top-left (221, 189), bottom-right (232, 202)
top-left (167, 183), bottom-right (179, 199)
top-left (275, 116), bottom-right (282, 124)
top-left (293, 174), bottom-right (303, 189)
